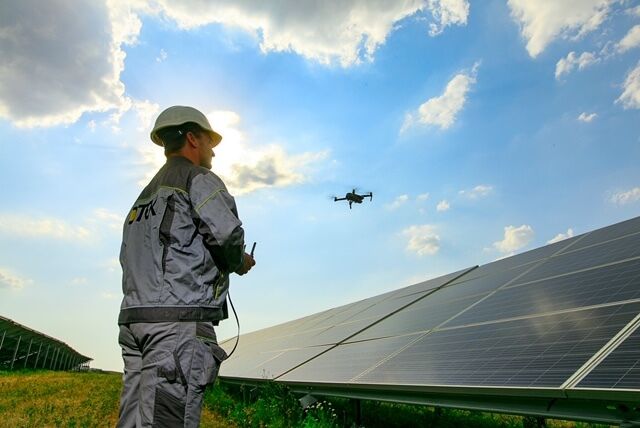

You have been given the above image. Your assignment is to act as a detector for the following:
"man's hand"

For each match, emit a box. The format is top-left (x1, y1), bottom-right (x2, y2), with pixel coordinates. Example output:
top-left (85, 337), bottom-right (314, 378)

top-left (235, 252), bottom-right (255, 275)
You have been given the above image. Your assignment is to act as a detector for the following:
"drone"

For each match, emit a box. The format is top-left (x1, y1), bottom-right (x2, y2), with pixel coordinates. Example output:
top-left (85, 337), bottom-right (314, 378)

top-left (334, 189), bottom-right (373, 209)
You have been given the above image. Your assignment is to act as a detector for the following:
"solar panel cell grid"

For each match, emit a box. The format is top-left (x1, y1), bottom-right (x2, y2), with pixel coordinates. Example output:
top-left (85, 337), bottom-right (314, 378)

top-left (353, 283), bottom-right (497, 341)
top-left (578, 324), bottom-right (640, 389)
top-left (514, 233), bottom-right (640, 285)
top-left (355, 303), bottom-right (640, 388)
top-left (279, 335), bottom-right (421, 383)
top-left (569, 216), bottom-right (640, 251)
top-left (445, 258), bottom-right (640, 328)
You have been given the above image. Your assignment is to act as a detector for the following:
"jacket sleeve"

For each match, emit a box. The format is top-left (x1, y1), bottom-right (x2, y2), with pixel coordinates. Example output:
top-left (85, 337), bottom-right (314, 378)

top-left (189, 171), bottom-right (245, 273)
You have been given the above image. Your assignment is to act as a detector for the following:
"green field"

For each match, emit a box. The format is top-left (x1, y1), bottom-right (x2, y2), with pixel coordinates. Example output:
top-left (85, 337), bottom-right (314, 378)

top-left (0, 370), bottom-right (613, 427)
top-left (0, 371), bottom-right (231, 428)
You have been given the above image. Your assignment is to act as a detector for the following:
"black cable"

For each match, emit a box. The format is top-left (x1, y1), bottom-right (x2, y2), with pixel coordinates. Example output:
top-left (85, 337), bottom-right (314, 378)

top-left (226, 290), bottom-right (240, 358)
top-left (226, 242), bottom-right (254, 359)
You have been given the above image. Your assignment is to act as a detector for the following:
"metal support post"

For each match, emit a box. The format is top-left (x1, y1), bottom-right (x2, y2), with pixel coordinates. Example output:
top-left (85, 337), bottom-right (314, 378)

top-left (0, 330), bottom-right (5, 352)
top-left (58, 351), bottom-right (65, 370)
top-left (10, 335), bottom-right (22, 370)
top-left (43, 345), bottom-right (50, 369)
top-left (34, 343), bottom-right (42, 368)
top-left (24, 338), bottom-right (33, 368)
top-left (52, 348), bottom-right (59, 370)
top-left (57, 351), bottom-right (64, 370)
top-left (352, 398), bottom-right (362, 426)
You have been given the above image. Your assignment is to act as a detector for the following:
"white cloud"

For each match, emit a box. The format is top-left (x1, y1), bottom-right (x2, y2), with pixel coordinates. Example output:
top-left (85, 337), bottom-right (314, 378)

top-left (417, 193), bottom-right (430, 201)
top-left (154, 1), bottom-right (467, 67)
top-left (578, 112), bottom-right (598, 122)
top-left (425, 0), bottom-right (470, 36)
top-left (402, 225), bottom-right (440, 256)
top-left (493, 224), bottom-right (534, 254)
top-left (0, 0), bottom-right (140, 127)
top-left (547, 228), bottom-right (574, 244)
top-left (616, 62), bottom-right (640, 109)
top-left (0, 1), bottom-right (468, 128)
top-left (91, 208), bottom-right (123, 231)
top-left (611, 187), bottom-right (640, 205)
top-left (224, 146), bottom-right (329, 195)
top-left (0, 214), bottom-right (92, 241)
top-left (0, 267), bottom-right (30, 290)
top-left (617, 25), bottom-right (640, 54)
top-left (101, 291), bottom-right (120, 300)
top-left (402, 62), bottom-right (480, 131)
top-left (136, 110), bottom-right (328, 194)
top-left (133, 100), bottom-right (160, 132)
top-left (555, 51), bottom-right (600, 79)
top-left (156, 48), bottom-right (168, 62)
top-left (507, 0), bottom-right (617, 58)
top-left (386, 194), bottom-right (410, 210)
top-left (459, 184), bottom-right (493, 199)
top-left (436, 199), bottom-right (450, 211)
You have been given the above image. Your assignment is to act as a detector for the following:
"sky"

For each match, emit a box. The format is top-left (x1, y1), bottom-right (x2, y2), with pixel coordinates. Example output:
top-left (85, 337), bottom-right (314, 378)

top-left (0, 0), bottom-right (639, 372)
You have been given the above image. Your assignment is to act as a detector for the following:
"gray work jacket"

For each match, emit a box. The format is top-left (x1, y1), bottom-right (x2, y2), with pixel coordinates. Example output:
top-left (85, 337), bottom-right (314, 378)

top-left (118, 156), bottom-right (245, 324)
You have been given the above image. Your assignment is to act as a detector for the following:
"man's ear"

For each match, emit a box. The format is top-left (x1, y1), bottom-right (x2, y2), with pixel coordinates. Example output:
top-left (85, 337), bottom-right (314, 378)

top-left (185, 131), bottom-right (199, 148)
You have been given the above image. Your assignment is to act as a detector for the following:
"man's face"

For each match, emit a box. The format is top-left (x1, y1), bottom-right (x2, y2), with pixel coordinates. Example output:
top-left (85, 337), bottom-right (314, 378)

top-left (197, 132), bottom-right (215, 170)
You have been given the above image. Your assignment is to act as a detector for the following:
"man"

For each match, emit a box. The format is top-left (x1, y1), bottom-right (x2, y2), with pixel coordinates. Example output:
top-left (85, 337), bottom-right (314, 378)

top-left (117, 105), bottom-right (255, 427)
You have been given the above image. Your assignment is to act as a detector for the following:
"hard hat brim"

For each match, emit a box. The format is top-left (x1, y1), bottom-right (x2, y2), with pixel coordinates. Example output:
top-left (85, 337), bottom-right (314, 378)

top-left (150, 128), bottom-right (223, 147)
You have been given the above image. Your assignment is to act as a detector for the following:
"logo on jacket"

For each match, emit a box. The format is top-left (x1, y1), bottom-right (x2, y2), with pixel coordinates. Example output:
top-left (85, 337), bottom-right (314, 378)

top-left (128, 198), bottom-right (157, 224)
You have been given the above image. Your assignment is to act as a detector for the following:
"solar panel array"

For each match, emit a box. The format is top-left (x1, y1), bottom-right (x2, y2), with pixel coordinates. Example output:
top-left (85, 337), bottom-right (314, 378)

top-left (219, 216), bottom-right (640, 421)
top-left (0, 316), bottom-right (91, 371)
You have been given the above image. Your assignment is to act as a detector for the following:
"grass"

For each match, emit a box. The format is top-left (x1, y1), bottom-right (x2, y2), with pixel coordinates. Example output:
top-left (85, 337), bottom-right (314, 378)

top-left (0, 370), bottom-right (616, 427)
top-left (0, 370), bottom-right (122, 427)
top-left (0, 370), bottom-right (233, 428)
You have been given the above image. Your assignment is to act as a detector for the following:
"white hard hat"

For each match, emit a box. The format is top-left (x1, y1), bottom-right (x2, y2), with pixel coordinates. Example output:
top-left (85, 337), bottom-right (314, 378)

top-left (150, 106), bottom-right (222, 147)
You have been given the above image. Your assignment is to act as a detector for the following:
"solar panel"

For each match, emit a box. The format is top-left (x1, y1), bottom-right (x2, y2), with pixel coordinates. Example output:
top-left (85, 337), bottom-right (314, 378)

top-left (351, 264), bottom-right (531, 341)
top-left (568, 216), bottom-right (640, 251)
top-left (220, 215), bottom-right (640, 424)
top-left (221, 344), bottom-right (333, 380)
top-left (278, 335), bottom-right (421, 384)
top-left (513, 232), bottom-right (640, 285)
top-left (220, 268), bottom-right (473, 379)
top-left (445, 258), bottom-right (640, 328)
top-left (577, 322), bottom-right (640, 389)
top-left (354, 302), bottom-right (640, 387)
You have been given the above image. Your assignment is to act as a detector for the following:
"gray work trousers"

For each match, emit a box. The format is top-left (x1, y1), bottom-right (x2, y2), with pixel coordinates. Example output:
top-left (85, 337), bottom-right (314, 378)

top-left (117, 321), bottom-right (227, 427)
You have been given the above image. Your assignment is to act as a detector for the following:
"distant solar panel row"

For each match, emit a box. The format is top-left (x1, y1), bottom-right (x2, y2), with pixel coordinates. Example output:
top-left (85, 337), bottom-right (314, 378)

top-left (0, 316), bottom-right (91, 371)
top-left (220, 216), bottom-right (640, 420)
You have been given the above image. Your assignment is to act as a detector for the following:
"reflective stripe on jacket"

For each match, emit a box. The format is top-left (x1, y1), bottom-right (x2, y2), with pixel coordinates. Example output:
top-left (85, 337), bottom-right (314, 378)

top-left (118, 156), bottom-right (245, 324)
